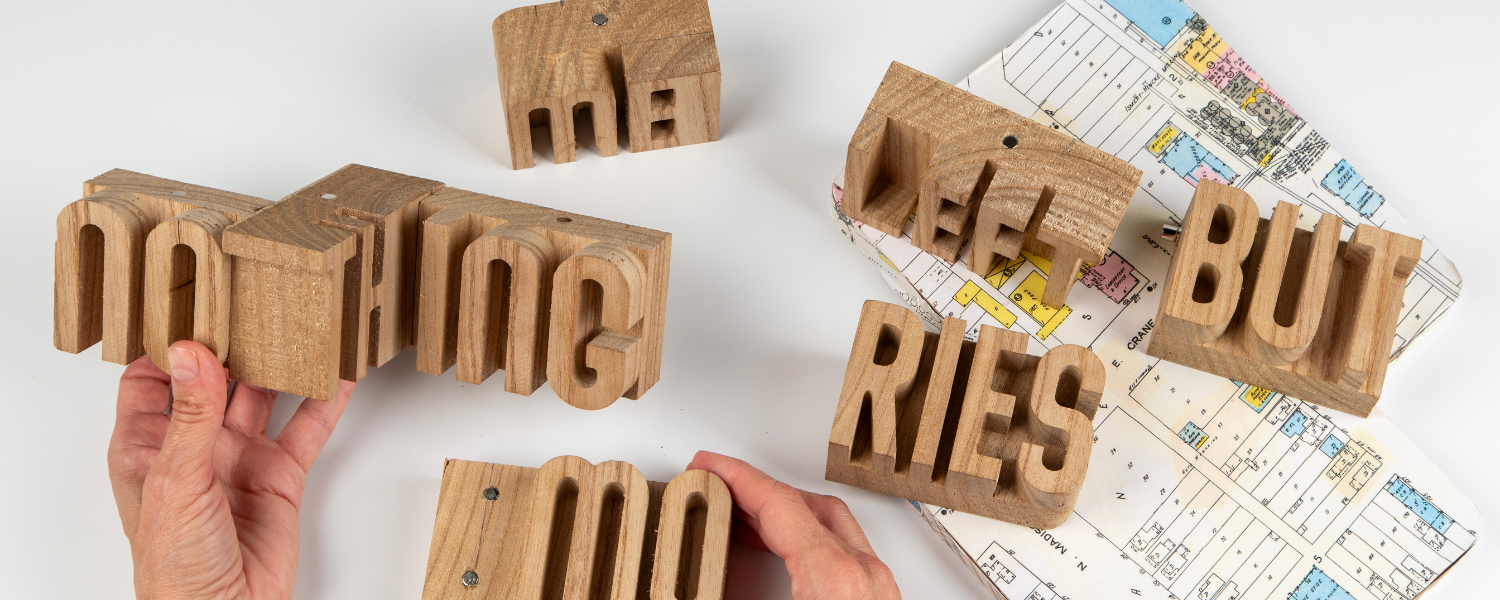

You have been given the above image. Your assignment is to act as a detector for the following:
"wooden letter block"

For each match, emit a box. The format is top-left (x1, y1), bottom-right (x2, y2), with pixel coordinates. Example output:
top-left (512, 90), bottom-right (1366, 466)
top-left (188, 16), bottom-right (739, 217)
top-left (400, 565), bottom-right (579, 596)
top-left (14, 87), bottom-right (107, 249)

top-left (841, 62), bottom-right (1141, 307)
top-left (494, 0), bottom-right (720, 170)
top-left (1147, 181), bottom-right (1422, 417)
top-left (54, 166), bottom-right (671, 408)
top-left (826, 300), bottom-right (1105, 528)
top-left (421, 456), bottom-right (731, 600)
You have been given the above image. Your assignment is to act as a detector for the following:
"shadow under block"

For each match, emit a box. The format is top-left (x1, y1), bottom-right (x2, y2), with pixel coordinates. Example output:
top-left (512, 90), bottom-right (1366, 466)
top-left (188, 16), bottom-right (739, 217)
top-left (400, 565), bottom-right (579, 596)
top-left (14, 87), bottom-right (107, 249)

top-left (422, 456), bottom-right (731, 600)
top-left (1146, 182), bottom-right (1422, 418)
top-left (841, 62), bottom-right (1141, 308)
top-left (53, 166), bottom-right (671, 408)
top-left (494, 0), bottom-right (720, 170)
top-left (825, 300), bottom-right (1105, 528)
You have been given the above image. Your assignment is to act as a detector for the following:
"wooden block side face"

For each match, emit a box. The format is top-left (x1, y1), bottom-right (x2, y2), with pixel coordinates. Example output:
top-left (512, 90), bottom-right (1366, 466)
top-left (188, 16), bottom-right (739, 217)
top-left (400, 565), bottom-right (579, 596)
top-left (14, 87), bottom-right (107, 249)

top-left (650, 470), bottom-right (732, 600)
top-left (227, 258), bottom-right (343, 399)
top-left (825, 300), bottom-right (1105, 527)
top-left (143, 209), bottom-right (234, 373)
top-left (626, 71), bottom-right (720, 153)
top-left (422, 460), bottom-right (536, 599)
top-left (85, 169), bottom-right (273, 218)
top-left (1147, 187), bottom-right (1424, 417)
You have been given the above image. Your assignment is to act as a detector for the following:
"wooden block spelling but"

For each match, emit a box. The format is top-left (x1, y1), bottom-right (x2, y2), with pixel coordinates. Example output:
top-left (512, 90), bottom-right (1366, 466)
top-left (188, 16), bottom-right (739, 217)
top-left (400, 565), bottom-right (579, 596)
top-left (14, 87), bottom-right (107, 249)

top-left (826, 300), bottom-right (1105, 528)
top-left (840, 62), bottom-right (1140, 308)
top-left (421, 456), bottom-right (731, 600)
top-left (1147, 182), bottom-right (1422, 417)
top-left (54, 165), bottom-right (672, 409)
top-left (493, 0), bottom-right (720, 170)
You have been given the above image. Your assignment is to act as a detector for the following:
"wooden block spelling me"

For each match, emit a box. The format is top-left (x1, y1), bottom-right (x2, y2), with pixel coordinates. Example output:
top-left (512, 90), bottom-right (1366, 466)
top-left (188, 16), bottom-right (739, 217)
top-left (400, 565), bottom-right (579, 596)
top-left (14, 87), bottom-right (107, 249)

top-left (422, 456), bottom-right (731, 600)
top-left (54, 166), bottom-right (671, 409)
top-left (494, 0), bottom-right (721, 170)
top-left (1146, 181), bottom-right (1422, 418)
top-left (825, 300), bottom-right (1105, 528)
top-left (840, 62), bottom-right (1141, 308)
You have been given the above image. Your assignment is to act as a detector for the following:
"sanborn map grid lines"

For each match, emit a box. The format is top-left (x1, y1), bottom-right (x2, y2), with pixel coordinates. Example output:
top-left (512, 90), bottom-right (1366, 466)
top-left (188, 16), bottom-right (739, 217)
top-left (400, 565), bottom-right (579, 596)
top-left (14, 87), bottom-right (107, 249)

top-left (828, 1), bottom-right (1478, 599)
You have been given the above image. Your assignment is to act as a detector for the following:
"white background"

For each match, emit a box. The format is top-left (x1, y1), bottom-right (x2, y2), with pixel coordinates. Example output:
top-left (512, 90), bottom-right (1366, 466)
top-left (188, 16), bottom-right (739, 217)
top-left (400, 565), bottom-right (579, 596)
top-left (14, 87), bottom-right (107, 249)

top-left (1, 0), bottom-right (1495, 597)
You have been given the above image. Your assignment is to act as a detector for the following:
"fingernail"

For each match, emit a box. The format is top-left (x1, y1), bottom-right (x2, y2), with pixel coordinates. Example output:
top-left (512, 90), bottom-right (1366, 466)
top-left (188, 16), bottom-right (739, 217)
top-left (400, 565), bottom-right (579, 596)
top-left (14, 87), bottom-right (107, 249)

top-left (168, 347), bottom-right (199, 384)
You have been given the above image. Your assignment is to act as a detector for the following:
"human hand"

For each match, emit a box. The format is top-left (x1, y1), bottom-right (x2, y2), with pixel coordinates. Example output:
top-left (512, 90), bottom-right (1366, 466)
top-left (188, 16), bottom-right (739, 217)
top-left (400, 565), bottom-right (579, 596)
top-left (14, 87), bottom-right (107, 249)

top-left (107, 340), bottom-right (355, 599)
top-left (686, 451), bottom-right (901, 600)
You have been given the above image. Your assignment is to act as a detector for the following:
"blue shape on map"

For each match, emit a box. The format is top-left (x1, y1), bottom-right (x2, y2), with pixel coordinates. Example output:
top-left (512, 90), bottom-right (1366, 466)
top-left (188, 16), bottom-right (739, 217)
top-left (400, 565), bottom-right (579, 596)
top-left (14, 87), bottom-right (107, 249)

top-left (1386, 479), bottom-right (1454, 534)
top-left (1319, 436), bottom-right (1345, 458)
top-left (1280, 410), bottom-right (1307, 437)
top-left (1321, 159), bottom-right (1385, 218)
top-left (1178, 422), bottom-right (1207, 447)
top-left (1162, 135), bottom-right (1236, 184)
top-left (1291, 567), bottom-right (1357, 600)
top-left (1105, 0), bottom-right (1196, 47)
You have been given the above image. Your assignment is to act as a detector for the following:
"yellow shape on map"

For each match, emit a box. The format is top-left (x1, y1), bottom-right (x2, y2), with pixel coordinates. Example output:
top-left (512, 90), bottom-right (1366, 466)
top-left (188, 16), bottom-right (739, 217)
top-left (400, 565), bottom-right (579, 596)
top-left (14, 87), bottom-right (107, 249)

top-left (1240, 87), bottom-right (1260, 110)
top-left (953, 280), bottom-right (1017, 328)
top-left (1180, 25), bottom-right (1225, 75)
top-left (1011, 272), bottom-right (1072, 340)
top-left (880, 253), bottom-right (898, 271)
top-left (1021, 251), bottom-right (1091, 282)
top-left (1149, 125), bottom-right (1179, 154)
top-left (1241, 385), bottom-right (1274, 411)
top-left (1195, 436), bottom-right (1207, 450)
top-left (1259, 151), bottom-right (1273, 167)
top-left (984, 257), bottom-right (1026, 289)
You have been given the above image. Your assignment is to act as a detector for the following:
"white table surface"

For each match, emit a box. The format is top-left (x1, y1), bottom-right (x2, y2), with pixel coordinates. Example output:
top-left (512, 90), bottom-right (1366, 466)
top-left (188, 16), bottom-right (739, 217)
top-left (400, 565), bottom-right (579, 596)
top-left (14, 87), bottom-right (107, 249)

top-left (2, 0), bottom-right (1494, 597)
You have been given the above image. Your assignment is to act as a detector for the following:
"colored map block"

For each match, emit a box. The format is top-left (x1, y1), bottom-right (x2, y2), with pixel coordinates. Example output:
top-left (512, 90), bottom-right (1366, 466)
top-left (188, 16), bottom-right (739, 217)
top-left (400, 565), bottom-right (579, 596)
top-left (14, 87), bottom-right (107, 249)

top-left (1180, 25), bottom-right (1225, 74)
top-left (1320, 436), bottom-right (1345, 458)
top-left (1240, 385), bottom-right (1273, 412)
top-left (1280, 410), bottom-right (1308, 437)
top-left (1291, 567), bottom-right (1357, 600)
top-left (983, 256), bottom-right (1025, 289)
top-left (1080, 251), bottom-right (1139, 303)
top-left (1148, 123), bottom-right (1179, 154)
top-left (1011, 272), bottom-right (1072, 339)
top-left (1386, 479), bottom-right (1455, 534)
top-left (1321, 159), bottom-right (1385, 217)
top-left (1178, 422), bottom-right (1209, 449)
top-left (954, 280), bottom-right (1019, 328)
top-left (1162, 135), bottom-right (1237, 185)
top-left (1106, 0), bottom-right (1196, 47)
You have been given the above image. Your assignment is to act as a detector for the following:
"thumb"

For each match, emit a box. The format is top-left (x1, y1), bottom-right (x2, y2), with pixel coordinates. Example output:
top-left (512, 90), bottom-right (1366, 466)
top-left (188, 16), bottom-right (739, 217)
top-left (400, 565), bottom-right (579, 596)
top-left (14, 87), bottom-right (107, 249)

top-left (155, 341), bottom-right (227, 485)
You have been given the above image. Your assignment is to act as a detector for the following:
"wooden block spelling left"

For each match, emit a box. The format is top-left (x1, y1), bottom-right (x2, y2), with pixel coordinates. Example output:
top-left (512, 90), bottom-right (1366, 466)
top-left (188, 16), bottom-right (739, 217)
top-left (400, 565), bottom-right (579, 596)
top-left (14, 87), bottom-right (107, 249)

top-left (825, 300), bottom-right (1105, 528)
top-left (53, 166), bottom-right (671, 408)
top-left (422, 456), bottom-right (731, 600)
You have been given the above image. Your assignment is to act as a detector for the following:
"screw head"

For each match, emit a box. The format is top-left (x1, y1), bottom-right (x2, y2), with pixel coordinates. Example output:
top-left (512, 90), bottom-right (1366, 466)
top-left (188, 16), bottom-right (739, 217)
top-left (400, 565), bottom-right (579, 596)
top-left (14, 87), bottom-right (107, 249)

top-left (483, 486), bottom-right (499, 501)
top-left (461, 571), bottom-right (479, 587)
top-left (592, 13), bottom-right (608, 26)
top-left (171, 191), bottom-right (187, 197)
top-left (1002, 135), bottom-right (1019, 149)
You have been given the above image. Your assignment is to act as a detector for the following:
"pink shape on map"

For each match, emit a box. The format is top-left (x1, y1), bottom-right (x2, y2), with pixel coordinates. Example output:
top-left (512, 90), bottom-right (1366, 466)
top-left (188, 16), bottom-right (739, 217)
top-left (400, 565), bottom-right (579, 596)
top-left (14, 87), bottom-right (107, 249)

top-left (1202, 49), bottom-right (1300, 117)
top-left (1191, 164), bottom-right (1230, 186)
top-left (1081, 252), bottom-right (1138, 303)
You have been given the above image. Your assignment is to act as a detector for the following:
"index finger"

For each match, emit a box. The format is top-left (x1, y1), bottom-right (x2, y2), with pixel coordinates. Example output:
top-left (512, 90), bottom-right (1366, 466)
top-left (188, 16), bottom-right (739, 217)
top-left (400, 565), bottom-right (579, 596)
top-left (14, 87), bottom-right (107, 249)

top-left (686, 451), bottom-right (845, 561)
top-left (116, 354), bottom-right (171, 418)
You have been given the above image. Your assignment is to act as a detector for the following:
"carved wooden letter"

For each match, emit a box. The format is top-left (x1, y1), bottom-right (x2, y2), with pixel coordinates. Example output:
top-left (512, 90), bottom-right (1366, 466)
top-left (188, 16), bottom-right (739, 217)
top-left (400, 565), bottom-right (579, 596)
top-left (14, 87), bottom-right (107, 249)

top-left (143, 209), bottom-right (233, 372)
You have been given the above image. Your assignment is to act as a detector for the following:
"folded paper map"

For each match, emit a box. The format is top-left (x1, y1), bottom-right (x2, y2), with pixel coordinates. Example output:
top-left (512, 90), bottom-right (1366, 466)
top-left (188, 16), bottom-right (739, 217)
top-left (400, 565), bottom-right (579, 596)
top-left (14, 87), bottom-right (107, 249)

top-left (829, 1), bottom-right (1477, 599)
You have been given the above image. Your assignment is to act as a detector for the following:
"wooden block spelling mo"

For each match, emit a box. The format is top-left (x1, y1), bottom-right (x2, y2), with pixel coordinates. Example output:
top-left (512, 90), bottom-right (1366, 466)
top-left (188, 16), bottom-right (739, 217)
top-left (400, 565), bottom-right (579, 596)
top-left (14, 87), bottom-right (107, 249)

top-left (494, 0), bottom-right (720, 170)
top-left (422, 456), bottom-right (731, 600)
top-left (1147, 181), bottom-right (1422, 418)
top-left (825, 300), bottom-right (1105, 528)
top-left (54, 166), bottom-right (670, 409)
top-left (841, 62), bottom-right (1141, 308)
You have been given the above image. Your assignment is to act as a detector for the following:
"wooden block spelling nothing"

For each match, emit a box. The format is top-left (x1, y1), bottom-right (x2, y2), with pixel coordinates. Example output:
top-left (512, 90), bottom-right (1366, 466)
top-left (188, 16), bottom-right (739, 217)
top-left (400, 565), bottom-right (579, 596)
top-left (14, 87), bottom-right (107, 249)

top-left (841, 62), bottom-right (1141, 308)
top-left (494, 0), bottom-right (720, 170)
top-left (422, 456), bottom-right (731, 600)
top-left (1146, 181), bottom-right (1422, 418)
top-left (825, 300), bottom-right (1105, 528)
top-left (54, 166), bottom-right (670, 409)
